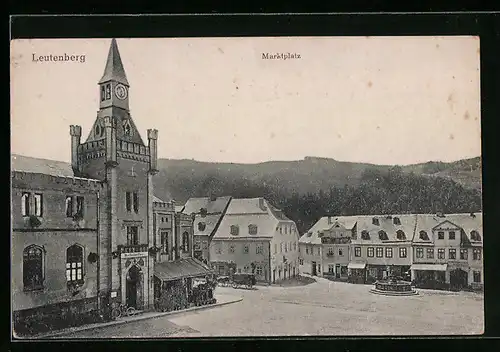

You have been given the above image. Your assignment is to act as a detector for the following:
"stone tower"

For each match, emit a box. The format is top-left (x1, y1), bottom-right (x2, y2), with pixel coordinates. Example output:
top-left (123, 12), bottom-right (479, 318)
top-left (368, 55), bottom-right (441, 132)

top-left (69, 38), bottom-right (158, 311)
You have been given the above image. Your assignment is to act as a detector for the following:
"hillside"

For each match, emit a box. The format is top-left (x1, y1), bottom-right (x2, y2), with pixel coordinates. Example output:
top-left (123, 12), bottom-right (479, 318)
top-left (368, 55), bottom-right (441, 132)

top-left (152, 156), bottom-right (481, 204)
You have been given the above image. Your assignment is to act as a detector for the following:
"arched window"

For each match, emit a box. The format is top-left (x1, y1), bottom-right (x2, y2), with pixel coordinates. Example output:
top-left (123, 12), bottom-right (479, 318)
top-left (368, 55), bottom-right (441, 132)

top-left (21, 192), bottom-right (30, 216)
top-left (23, 245), bottom-right (44, 291)
top-left (396, 230), bottom-right (406, 240)
top-left (230, 225), bottom-right (239, 236)
top-left (66, 244), bottom-right (84, 284)
top-left (65, 196), bottom-right (73, 217)
top-left (124, 121), bottom-right (132, 136)
top-left (182, 232), bottom-right (190, 252)
top-left (419, 231), bottom-right (429, 241)
top-left (470, 231), bottom-right (481, 241)
top-left (198, 222), bottom-right (206, 232)
top-left (248, 224), bottom-right (258, 235)
top-left (378, 231), bottom-right (388, 241)
top-left (361, 230), bottom-right (370, 240)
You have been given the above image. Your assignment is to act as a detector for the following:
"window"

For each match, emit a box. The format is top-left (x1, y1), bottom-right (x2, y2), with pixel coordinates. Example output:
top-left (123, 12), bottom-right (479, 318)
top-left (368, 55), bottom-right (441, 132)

top-left (133, 192), bottom-right (139, 213)
top-left (372, 218), bottom-right (379, 226)
top-left (126, 192), bottom-right (131, 212)
top-left (299, 258), bottom-right (304, 265)
top-left (293, 242), bottom-right (297, 251)
top-left (376, 247), bottom-right (383, 258)
top-left (399, 247), bottom-right (407, 258)
top-left (393, 217), bottom-right (401, 225)
top-left (243, 245), bottom-right (249, 254)
top-left (285, 226), bottom-right (288, 234)
top-left (124, 122), bottom-right (131, 136)
top-left (274, 244), bottom-right (277, 254)
top-left (23, 245), bottom-right (44, 291)
top-left (385, 247), bottom-right (393, 258)
top-left (105, 84), bottom-right (111, 99)
top-left (354, 247), bottom-right (361, 257)
top-left (101, 85), bottom-right (106, 101)
top-left (203, 241), bottom-right (208, 250)
top-left (438, 231), bottom-right (445, 240)
top-left (470, 231), bottom-right (481, 241)
top-left (256, 244), bottom-right (263, 254)
top-left (473, 248), bottom-right (482, 260)
top-left (396, 230), bottom-right (406, 240)
top-left (285, 242), bottom-right (288, 253)
top-left (327, 247), bottom-right (334, 256)
top-left (65, 196), bottom-right (73, 217)
top-left (426, 248), bottom-right (434, 259)
top-left (279, 227), bottom-right (282, 234)
top-left (473, 271), bottom-right (481, 283)
top-left (328, 264), bottom-right (335, 274)
top-left (198, 222), bottom-right (206, 232)
top-left (127, 226), bottom-right (139, 245)
top-left (229, 245), bottom-right (235, 253)
top-left (248, 224), bottom-right (258, 235)
top-left (215, 245), bottom-right (222, 254)
top-left (160, 231), bottom-right (169, 253)
top-left (34, 194), bottom-right (43, 217)
top-left (416, 247), bottom-right (424, 258)
top-left (419, 231), bottom-right (429, 241)
top-left (449, 231), bottom-right (456, 240)
top-left (21, 192), bottom-right (30, 216)
top-left (317, 247), bottom-right (321, 256)
top-left (378, 231), bottom-right (388, 241)
top-left (305, 246), bottom-right (308, 254)
top-left (367, 247), bottom-right (374, 257)
top-left (361, 230), bottom-right (370, 240)
top-left (76, 196), bottom-right (84, 216)
top-left (338, 248), bottom-right (343, 256)
top-left (280, 243), bottom-right (283, 253)
top-left (460, 249), bottom-right (468, 260)
top-left (449, 248), bottom-right (456, 260)
top-left (66, 244), bottom-right (84, 284)
top-left (437, 248), bottom-right (445, 259)
top-left (230, 225), bottom-right (239, 236)
top-left (182, 232), bottom-right (189, 252)
top-left (256, 266), bottom-right (263, 276)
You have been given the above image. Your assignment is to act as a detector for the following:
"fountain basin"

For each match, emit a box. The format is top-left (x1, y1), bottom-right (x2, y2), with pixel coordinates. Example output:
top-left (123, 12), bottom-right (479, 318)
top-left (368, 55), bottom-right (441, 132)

top-left (369, 279), bottom-right (418, 296)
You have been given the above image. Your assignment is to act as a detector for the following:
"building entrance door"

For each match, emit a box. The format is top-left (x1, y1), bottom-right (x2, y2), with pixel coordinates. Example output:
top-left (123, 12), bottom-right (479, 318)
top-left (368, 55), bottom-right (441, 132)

top-left (311, 261), bottom-right (317, 276)
top-left (126, 265), bottom-right (142, 309)
top-left (335, 264), bottom-right (340, 279)
top-left (450, 268), bottom-right (468, 291)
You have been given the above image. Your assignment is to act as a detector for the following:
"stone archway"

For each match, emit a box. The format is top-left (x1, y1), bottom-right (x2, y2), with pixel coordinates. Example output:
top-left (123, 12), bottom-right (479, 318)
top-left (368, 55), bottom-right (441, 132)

top-left (126, 265), bottom-right (143, 309)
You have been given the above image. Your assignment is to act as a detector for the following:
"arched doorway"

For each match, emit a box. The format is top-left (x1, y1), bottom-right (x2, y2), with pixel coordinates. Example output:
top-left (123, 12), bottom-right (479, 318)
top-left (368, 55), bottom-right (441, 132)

top-left (126, 265), bottom-right (142, 309)
top-left (450, 268), bottom-right (468, 291)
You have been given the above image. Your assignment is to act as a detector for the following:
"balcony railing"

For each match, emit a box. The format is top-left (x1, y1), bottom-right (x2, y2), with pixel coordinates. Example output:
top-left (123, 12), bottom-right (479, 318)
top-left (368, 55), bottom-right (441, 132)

top-left (118, 244), bottom-right (148, 253)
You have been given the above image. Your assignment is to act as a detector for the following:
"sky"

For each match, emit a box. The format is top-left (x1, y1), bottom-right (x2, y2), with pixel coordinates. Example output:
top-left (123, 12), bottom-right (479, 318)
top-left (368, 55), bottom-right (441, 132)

top-left (10, 36), bottom-right (481, 165)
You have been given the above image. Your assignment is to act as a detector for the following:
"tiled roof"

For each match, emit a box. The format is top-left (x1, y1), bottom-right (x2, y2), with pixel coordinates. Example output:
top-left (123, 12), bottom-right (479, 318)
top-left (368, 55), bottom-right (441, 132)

top-left (352, 215), bottom-right (417, 244)
top-left (12, 154), bottom-right (75, 177)
top-left (212, 198), bottom-right (296, 240)
top-left (154, 258), bottom-right (213, 282)
top-left (193, 214), bottom-right (223, 237)
top-left (413, 213), bottom-right (482, 243)
top-left (182, 196), bottom-right (232, 215)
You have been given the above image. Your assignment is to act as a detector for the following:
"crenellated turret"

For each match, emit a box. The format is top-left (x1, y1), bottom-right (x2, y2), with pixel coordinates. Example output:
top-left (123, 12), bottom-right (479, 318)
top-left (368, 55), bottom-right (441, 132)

top-left (147, 129), bottom-right (158, 173)
top-left (104, 116), bottom-right (118, 167)
top-left (70, 125), bottom-right (82, 173)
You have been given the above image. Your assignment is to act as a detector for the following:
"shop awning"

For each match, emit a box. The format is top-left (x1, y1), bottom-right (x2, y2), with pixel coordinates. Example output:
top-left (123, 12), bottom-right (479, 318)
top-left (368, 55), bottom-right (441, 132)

top-left (410, 263), bottom-right (448, 271)
top-left (348, 262), bottom-right (366, 269)
top-left (154, 258), bottom-right (214, 282)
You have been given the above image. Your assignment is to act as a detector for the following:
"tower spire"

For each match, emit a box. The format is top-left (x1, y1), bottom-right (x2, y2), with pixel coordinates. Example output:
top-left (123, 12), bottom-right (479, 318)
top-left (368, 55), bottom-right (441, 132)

top-left (99, 38), bottom-right (129, 86)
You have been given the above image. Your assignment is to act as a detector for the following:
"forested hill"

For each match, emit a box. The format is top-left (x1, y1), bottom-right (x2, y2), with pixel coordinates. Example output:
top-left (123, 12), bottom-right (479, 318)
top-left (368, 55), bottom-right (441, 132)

top-left (152, 156), bottom-right (481, 204)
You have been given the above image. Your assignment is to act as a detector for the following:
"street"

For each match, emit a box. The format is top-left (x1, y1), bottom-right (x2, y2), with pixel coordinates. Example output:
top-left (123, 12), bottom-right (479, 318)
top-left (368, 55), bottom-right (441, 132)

top-left (54, 276), bottom-right (484, 338)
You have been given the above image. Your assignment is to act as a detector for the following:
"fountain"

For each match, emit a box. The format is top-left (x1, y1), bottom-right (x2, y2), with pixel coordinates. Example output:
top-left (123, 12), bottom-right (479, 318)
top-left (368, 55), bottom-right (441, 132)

top-left (369, 276), bottom-right (418, 296)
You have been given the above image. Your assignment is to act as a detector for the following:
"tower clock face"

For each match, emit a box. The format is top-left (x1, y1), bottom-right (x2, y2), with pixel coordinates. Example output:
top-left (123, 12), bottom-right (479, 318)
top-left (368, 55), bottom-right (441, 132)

top-left (115, 84), bottom-right (128, 100)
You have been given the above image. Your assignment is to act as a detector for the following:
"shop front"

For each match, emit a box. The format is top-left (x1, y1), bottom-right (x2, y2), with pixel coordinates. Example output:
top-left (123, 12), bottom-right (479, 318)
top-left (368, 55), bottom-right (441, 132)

top-left (348, 262), bottom-right (367, 284)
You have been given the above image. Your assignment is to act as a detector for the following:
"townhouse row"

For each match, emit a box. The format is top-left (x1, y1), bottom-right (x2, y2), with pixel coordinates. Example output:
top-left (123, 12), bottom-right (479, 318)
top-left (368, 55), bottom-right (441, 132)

top-left (299, 213), bottom-right (483, 290)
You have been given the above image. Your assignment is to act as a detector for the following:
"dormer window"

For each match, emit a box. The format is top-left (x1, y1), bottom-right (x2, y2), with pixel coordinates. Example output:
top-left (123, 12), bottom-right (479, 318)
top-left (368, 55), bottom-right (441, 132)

top-left (95, 124), bottom-right (101, 136)
top-left (393, 217), bottom-right (401, 225)
top-left (419, 231), bottom-right (429, 241)
top-left (230, 225), bottom-right (239, 236)
top-left (198, 222), bottom-right (206, 232)
top-left (248, 224), bottom-right (258, 235)
top-left (396, 230), bottom-right (406, 240)
top-left (470, 230), bottom-right (481, 241)
top-left (361, 230), bottom-right (370, 240)
top-left (372, 218), bottom-right (379, 226)
top-left (124, 121), bottom-right (132, 136)
top-left (378, 231), bottom-right (388, 241)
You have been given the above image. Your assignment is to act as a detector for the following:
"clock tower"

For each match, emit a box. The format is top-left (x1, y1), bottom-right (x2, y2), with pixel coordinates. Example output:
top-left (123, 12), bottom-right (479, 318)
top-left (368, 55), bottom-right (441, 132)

top-left (99, 38), bottom-right (130, 112)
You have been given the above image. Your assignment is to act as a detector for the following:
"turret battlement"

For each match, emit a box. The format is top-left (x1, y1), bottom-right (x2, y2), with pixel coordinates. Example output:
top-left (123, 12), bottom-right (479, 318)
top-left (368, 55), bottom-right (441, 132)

top-left (147, 129), bottom-right (158, 140)
top-left (70, 125), bottom-right (82, 136)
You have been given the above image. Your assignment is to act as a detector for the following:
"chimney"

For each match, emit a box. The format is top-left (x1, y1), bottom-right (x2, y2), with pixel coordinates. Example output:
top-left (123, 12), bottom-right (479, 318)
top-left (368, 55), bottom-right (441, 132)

top-left (436, 212), bottom-right (445, 218)
top-left (327, 216), bottom-right (332, 225)
top-left (258, 198), bottom-right (267, 211)
top-left (69, 125), bottom-right (82, 173)
top-left (210, 194), bottom-right (217, 202)
top-left (470, 212), bottom-right (476, 218)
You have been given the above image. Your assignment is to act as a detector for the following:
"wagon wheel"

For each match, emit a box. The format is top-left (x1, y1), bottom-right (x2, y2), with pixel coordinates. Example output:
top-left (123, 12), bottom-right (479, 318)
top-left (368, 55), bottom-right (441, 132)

top-left (126, 307), bottom-right (136, 316)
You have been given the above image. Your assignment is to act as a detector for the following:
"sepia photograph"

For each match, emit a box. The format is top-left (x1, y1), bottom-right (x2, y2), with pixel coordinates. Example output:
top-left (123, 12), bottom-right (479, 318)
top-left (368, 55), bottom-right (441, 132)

top-left (10, 36), bottom-right (483, 339)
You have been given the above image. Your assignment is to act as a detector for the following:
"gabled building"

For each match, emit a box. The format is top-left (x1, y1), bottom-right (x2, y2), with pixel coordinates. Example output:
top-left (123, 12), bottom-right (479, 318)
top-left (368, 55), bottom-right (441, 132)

top-left (181, 196), bottom-right (232, 263)
top-left (209, 198), bottom-right (300, 284)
